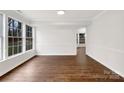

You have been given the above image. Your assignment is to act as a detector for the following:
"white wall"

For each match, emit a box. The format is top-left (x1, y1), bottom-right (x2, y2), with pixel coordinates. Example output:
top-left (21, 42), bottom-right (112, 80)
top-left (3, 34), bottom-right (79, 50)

top-left (0, 14), bottom-right (3, 60)
top-left (36, 25), bottom-right (77, 55)
top-left (0, 50), bottom-right (35, 76)
top-left (0, 10), bottom-right (36, 76)
top-left (86, 10), bottom-right (124, 77)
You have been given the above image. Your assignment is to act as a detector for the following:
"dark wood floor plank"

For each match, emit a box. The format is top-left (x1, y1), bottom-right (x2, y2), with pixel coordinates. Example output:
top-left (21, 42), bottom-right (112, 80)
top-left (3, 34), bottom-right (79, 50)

top-left (0, 48), bottom-right (124, 82)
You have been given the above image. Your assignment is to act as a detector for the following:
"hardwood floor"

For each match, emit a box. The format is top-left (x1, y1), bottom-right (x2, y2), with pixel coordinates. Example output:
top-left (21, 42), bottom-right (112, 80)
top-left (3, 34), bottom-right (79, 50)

top-left (0, 47), bottom-right (124, 82)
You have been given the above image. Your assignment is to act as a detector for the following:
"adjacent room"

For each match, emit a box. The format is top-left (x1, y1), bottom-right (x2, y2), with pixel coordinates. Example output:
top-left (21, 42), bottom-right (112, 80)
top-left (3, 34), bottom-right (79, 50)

top-left (0, 10), bottom-right (124, 82)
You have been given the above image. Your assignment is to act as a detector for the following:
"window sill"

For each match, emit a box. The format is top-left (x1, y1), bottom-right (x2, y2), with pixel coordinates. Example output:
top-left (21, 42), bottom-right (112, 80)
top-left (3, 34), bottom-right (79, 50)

top-left (0, 49), bottom-right (35, 63)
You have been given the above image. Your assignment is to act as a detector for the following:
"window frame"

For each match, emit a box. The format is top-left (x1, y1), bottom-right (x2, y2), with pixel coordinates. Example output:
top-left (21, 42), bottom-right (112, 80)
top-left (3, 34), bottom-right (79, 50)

top-left (25, 25), bottom-right (33, 51)
top-left (8, 17), bottom-right (23, 57)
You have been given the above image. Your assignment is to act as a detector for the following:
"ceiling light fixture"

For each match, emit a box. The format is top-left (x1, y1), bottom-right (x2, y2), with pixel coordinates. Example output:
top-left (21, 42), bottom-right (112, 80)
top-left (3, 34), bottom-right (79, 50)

top-left (57, 10), bottom-right (65, 15)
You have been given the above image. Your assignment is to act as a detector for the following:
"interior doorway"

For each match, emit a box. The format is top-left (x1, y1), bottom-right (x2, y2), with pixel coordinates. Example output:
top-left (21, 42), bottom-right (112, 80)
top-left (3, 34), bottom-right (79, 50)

top-left (77, 27), bottom-right (86, 48)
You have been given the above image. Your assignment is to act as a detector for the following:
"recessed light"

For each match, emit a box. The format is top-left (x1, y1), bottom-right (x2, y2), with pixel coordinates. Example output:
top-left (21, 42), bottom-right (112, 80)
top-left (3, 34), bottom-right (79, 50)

top-left (57, 10), bottom-right (65, 15)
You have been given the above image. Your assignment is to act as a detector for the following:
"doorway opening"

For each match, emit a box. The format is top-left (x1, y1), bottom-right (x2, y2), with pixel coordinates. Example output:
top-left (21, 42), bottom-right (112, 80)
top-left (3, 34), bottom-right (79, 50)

top-left (76, 27), bottom-right (86, 55)
top-left (76, 27), bottom-right (86, 48)
top-left (77, 33), bottom-right (85, 47)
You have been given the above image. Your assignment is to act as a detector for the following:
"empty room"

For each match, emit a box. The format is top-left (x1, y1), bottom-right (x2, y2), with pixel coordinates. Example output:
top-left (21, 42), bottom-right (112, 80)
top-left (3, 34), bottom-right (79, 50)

top-left (0, 10), bottom-right (124, 82)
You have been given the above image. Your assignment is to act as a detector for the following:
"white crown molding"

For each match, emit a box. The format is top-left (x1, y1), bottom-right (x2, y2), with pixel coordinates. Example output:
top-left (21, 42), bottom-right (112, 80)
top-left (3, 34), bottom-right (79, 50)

top-left (15, 10), bottom-right (24, 16)
top-left (92, 10), bottom-right (107, 21)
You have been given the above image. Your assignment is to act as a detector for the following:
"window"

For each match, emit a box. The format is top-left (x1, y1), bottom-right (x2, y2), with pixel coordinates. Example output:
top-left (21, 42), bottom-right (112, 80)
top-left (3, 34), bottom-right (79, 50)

top-left (8, 17), bottom-right (22, 56)
top-left (26, 25), bottom-right (33, 51)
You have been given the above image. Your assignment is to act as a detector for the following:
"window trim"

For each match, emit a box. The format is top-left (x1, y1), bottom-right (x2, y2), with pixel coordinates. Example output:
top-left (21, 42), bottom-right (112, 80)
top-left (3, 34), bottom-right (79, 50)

top-left (0, 13), bottom-right (34, 61)
top-left (0, 13), bottom-right (3, 60)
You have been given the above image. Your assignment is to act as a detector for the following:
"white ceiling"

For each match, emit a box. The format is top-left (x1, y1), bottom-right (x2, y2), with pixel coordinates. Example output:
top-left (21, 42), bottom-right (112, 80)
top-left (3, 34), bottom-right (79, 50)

top-left (19, 10), bottom-right (102, 26)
